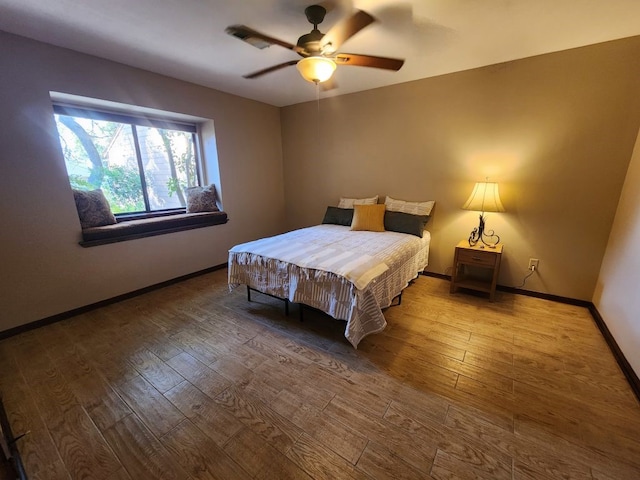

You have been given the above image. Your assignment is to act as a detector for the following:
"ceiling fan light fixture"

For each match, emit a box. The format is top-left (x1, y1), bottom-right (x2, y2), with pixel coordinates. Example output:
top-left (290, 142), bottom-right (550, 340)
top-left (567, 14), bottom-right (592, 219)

top-left (296, 56), bottom-right (336, 84)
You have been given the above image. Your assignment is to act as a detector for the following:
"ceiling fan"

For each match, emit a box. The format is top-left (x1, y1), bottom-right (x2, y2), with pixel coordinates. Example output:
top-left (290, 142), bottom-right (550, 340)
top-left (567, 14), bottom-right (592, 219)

top-left (225, 4), bottom-right (405, 84)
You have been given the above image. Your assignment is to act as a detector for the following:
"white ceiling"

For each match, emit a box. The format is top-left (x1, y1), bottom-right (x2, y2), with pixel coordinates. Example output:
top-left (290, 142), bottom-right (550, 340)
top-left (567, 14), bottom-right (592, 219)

top-left (1, 0), bottom-right (639, 107)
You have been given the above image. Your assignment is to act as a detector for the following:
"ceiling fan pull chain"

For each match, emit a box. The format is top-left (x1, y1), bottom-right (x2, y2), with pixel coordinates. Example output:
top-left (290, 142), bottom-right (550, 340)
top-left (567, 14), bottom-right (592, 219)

top-left (316, 82), bottom-right (321, 142)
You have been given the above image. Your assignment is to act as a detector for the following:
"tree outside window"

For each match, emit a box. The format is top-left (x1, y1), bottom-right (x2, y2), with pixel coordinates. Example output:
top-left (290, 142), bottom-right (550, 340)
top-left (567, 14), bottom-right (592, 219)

top-left (54, 106), bottom-right (200, 215)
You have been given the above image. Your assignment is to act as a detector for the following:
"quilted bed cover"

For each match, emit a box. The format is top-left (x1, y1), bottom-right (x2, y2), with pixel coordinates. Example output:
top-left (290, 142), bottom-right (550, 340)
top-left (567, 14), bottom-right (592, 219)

top-left (228, 224), bottom-right (430, 347)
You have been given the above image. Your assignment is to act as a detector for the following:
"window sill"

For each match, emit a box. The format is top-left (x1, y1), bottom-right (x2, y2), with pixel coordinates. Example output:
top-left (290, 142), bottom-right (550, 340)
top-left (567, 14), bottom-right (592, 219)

top-left (79, 211), bottom-right (228, 247)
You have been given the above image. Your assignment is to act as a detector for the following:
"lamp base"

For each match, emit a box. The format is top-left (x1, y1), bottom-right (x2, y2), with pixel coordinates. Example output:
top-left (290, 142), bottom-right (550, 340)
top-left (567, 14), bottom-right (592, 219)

top-left (468, 213), bottom-right (500, 248)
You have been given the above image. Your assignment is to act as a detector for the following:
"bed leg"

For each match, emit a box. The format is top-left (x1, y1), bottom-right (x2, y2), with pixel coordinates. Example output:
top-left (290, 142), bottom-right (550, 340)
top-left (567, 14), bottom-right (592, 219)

top-left (247, 285), bottom-right (252, 302)
top-left (299, 304), bottom-right (304, 322)
top-left (285, 299), bottom-right (290, 316)
top-left (398, 292), bottom-right (402, 305)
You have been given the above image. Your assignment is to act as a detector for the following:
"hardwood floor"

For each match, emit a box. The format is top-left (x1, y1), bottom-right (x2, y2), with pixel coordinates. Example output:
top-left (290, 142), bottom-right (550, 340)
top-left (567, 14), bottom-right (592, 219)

top-left (1, 269), bottom-right (639, 480)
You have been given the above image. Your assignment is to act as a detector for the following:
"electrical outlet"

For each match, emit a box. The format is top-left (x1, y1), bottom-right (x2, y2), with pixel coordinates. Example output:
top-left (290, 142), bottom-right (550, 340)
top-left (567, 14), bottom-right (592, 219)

top-left (528, 258), bottom-right (539, 271)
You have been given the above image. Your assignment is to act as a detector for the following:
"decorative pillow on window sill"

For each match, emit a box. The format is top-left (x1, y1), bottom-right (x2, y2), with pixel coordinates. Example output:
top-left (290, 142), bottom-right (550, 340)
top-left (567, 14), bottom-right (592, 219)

top-left (186, 184), bottom-right (219, 213)
top-left (73, 188), bottom-right (117, 229)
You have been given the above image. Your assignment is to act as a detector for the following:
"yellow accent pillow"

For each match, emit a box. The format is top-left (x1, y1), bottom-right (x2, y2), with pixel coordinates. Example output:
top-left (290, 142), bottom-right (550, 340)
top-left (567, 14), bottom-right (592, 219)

top-left (351, 204), bottom-right (386, 232)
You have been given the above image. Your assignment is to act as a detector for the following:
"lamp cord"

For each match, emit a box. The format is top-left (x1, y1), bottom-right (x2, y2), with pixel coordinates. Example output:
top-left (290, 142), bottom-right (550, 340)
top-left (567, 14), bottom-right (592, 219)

top-left (515, 266), bottom-right (536, 289)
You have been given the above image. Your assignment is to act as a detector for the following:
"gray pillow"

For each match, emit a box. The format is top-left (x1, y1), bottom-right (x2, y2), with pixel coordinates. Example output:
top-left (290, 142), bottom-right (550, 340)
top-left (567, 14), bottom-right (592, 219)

top-left (384, 211), bottom-right (430, 237)
top-left (322, 206), bottom-right (354, 226)
top-left (73, 189), bottom-right (117, 229)
top-left (186, 184), bottom-right (219, 213)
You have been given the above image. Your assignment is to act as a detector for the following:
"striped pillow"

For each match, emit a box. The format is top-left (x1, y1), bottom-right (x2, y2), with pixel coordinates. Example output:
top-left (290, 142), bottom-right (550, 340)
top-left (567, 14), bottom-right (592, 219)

top-left (338, 195), bottom-right (378, 208)
top-left (384, 196), bottom-right (435, 216)
top-left (351, 204), bottom-right (386, 232)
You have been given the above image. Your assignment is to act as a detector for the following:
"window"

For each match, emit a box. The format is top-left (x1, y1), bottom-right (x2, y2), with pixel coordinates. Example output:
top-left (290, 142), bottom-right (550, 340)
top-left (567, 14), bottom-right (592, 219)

top-left (53, 105), bottom-right (201, 216)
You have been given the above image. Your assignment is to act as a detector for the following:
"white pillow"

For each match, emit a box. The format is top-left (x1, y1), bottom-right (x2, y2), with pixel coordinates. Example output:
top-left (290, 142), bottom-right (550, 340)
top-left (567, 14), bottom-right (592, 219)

top-left (337, 195), bottom-right (378, 208)
top-left (384, 196), bottom-right (435, 216)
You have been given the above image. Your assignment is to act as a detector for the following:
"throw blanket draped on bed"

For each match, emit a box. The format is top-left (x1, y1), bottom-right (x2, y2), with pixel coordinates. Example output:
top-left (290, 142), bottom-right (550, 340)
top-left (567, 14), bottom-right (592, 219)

top-left (228, 225), bottom-right (430, 347)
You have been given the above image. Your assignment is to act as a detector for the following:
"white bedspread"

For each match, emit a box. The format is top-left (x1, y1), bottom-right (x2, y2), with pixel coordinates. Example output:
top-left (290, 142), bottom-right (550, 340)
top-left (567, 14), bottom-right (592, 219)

top-left (230, 237), bottom-right (388, 291)
top-left (228, 225), bottom-right (430, 347)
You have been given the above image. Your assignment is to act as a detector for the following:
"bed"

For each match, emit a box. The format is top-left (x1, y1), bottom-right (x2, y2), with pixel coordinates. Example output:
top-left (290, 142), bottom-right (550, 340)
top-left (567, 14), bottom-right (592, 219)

top-left (228, 200), bottom-right (432, 347)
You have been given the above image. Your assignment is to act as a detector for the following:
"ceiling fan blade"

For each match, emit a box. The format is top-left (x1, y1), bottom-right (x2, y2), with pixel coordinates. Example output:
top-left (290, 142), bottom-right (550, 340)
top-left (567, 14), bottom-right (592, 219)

top-left (226, 25), bottom-right (300, 52)
top-left (335, 53), bottom-right (404, 71)
top-left (321, 10), bottom-right (375, 53)
top-left (243, 60), bottom-right (299, 79)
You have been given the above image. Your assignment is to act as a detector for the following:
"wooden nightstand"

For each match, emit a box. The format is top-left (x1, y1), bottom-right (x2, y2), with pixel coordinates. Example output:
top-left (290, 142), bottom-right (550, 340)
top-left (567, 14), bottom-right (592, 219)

top-left (450, 240), bottom-right (503, 301)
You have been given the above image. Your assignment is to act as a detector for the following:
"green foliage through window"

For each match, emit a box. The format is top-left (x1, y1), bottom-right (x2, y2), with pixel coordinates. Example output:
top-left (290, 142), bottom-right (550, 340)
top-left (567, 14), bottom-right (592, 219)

top-left (54, 105), bottom-right (200, 215)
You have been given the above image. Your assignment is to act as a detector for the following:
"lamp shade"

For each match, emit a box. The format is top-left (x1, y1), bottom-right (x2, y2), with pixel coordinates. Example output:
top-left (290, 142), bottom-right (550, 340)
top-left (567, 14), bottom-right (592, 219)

top-left (296, 57), bottom-right (336, 83)
top-left (462, 182), bottom-right (505, 213)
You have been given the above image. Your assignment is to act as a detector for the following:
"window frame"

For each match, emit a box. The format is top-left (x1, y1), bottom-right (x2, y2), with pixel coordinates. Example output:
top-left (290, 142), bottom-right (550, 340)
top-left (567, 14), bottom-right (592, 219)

top-left (53, 103), bottom-right (204, 220)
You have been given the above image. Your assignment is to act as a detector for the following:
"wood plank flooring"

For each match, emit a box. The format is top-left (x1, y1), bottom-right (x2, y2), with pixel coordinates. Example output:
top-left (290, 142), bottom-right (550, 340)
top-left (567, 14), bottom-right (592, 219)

top-left (1, 269), bottom-right (639, 479)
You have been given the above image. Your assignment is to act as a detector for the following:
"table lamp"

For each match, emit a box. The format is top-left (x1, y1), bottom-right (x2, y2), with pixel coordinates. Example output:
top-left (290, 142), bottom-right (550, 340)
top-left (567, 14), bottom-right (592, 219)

top-left (462, 179), bottom-right (505, 248)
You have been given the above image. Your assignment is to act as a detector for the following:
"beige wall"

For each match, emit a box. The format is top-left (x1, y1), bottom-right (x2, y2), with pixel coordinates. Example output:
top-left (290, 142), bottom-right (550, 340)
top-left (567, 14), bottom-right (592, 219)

top-left (2, 29), bottom-right (640, 338)
top-left (281, 36), bottom-right (640, 301)
top-left (593, 127), bottom-right (640, 374)
top-left (0, 31), bottom-right (286, 331)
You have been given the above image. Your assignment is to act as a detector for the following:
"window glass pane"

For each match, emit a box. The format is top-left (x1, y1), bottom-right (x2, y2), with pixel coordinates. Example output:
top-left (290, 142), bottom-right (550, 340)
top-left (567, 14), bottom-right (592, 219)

top-left (136, 127), bottom-right (198, 210)
top-left (55, 111), bottom-right (200, 215)
top-left (55, 115), bottom-right (145, 213)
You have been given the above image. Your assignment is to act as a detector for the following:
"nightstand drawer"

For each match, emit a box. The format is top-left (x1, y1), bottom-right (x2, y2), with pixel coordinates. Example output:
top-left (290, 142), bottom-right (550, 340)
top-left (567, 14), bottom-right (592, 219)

top-left (451, 241), bottom-right (503, 301)
top-left (456, 249), bottom-right (497, 267)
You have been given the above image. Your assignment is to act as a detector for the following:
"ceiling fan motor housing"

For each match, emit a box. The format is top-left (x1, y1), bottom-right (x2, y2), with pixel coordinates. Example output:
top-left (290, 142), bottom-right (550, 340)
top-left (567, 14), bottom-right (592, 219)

top-left (297, 29), bottom-right (324, 56)
top-left (305, 5), bottom-right (326, 26)
top-left (298, 5), bottom-right (327, 56)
